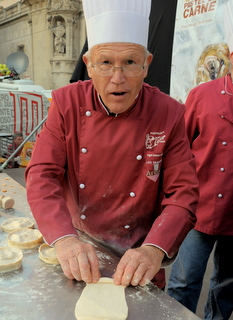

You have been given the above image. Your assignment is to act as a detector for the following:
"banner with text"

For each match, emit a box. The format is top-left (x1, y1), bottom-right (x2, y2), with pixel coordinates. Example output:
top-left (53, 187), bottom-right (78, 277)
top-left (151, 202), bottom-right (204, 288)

top-left (170, 0), bottom-right (229, 103)
top-left (0, 91), bottom-right (49, 138)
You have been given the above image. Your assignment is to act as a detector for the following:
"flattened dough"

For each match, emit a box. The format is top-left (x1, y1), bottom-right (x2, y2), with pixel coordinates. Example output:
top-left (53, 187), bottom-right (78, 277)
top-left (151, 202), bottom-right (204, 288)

top-left (38, 243), bottom-right (60, 265)
top-left (0, 247), bottom-right (23, 273)
top-left (7, 228), bottom-right (43, 249)
top-left (75, 277), bottom-right (128, 320)
top-left (1, 217), bottom-right (34, 232)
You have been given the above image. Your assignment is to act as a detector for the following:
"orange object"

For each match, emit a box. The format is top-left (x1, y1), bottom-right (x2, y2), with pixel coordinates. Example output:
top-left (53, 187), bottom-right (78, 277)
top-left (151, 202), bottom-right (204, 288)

top-left (0, 157), bottom-right (6, 163)
top-left (19, 141), bottom-right (35, 167)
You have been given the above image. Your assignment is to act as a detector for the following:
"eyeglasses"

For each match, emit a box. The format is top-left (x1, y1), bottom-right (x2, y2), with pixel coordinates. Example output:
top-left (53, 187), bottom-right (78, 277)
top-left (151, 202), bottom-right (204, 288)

top-left (91, 62), bottom-right (146, 77)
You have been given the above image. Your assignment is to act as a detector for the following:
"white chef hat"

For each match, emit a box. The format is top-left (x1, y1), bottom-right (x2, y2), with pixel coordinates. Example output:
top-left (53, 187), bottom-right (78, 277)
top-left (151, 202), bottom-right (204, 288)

top-left (82, 0), bottom-right (151, 49)
top-left (224, 0), bottom-right (233, 53)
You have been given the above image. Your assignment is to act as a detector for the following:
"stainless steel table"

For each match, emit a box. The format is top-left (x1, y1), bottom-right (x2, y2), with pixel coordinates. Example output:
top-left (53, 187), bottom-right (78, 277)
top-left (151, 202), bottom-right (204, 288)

top-left (0, 173), bottom-right (201, 320)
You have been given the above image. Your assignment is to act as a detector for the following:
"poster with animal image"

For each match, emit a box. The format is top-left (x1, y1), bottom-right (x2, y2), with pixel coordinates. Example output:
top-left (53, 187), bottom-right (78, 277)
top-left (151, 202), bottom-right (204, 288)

top-left (170, 0), bottom-right (229, 103)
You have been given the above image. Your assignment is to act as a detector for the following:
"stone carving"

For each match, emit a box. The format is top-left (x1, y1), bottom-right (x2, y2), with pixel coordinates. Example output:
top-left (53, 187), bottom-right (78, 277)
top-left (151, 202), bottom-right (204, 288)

top-left (21, 0), bottom-right (44, 7)
top-left (52, 20), bottom-right (66, 54)
top-left (47, 0), bottom-right (82, 10)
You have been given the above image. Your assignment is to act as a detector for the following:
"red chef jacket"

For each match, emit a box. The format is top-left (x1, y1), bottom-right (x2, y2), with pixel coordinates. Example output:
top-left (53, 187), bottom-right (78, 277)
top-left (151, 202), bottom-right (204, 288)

top-left (26, 80), bottom-right (198, 283)
top-left (185, 74), bottom-right (233, 236)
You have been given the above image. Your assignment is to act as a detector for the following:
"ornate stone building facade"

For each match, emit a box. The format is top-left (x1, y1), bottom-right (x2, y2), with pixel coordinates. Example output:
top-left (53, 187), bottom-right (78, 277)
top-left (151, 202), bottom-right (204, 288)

top-left (0, 0), bottom-right (86, 89)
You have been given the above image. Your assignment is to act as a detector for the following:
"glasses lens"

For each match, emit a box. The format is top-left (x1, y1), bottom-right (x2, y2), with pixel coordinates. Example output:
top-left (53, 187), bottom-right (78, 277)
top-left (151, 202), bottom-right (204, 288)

top-left (94, 63), bottom-right (112, 76)
top-left (93, 63), bottom-right (144, 76)
top-left (124, 65), bottom-right (143, 76)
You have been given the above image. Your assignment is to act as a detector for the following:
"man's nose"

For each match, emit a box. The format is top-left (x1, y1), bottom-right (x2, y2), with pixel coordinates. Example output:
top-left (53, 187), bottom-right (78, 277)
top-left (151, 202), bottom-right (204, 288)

top-left (110, 67), bottom-right (126, 82)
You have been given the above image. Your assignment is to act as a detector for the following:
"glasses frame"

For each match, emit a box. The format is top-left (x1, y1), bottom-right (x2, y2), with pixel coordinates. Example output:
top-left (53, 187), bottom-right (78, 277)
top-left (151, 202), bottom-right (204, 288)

top-left (90, 61), bottom-right (146, 77)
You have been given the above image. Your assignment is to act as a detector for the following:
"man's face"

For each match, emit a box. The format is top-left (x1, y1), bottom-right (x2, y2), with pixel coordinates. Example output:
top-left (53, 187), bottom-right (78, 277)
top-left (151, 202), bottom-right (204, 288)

top-left (83, 43), bottom-right (152, 114)
top-left (14, 136), bottom-right (23, 146)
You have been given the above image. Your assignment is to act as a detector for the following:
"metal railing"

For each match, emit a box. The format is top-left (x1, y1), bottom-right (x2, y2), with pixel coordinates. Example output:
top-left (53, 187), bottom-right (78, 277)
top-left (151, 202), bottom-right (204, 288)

top-left (0, 115), bottom-right (47, 172)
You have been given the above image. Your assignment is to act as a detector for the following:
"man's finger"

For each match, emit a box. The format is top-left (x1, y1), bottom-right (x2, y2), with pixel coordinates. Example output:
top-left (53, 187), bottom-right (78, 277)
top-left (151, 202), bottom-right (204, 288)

top-left (114, 253), bottom-right (138, 286)
top-left (61, 259), bottom-right (74, 280)
top-left (78, 251), bottom-right (93, 283)
top-left (69, 255), bottom-right (82, 281)
top-left (131, 262), bottom-right (148, 286)
top-left (88, 251), bottom-right (101, 283)
top-left (113, 255), bottom-right (129, 285)
top-left (138, 266), bottom-right (155, 286)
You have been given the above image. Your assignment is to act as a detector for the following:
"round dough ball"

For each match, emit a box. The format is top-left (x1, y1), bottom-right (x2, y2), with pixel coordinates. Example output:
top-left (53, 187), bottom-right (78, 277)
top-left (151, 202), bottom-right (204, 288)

top-left (1, 196), bottom-right (14, 209)
top-left (0, 195), bottom-right (5, 207)
top-left (0, 247), bottom-right (23, 273)
top-left (1, 217), bottom-right (34, 233)
top-left (7, 228), bottom-right (43, 249)
top-left (38, 243), bottom-right (60, 265)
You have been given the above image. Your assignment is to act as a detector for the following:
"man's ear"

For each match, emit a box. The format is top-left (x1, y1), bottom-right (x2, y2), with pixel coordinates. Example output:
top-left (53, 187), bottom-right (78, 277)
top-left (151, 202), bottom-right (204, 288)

top-left (230, 51), bottom-right (233, 64)
top-left (147, 53), bottom-right (153, 67)
top-left (143, 53), bottom-right (153, 78)
top-left (83, 54), bottom-right (93, 78)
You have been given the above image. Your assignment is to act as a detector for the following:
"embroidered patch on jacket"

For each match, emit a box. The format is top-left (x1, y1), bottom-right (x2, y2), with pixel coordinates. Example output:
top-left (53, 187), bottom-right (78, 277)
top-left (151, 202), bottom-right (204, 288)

top-left (145, 132), bottom-right (166, 150)
top-left (145, 132), bottom-right (165, 182)
top-left (146, 160), bottom-right (162, 182)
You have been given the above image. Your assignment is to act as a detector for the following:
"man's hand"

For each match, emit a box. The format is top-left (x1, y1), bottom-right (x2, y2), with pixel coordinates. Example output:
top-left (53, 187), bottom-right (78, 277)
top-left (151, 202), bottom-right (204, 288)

top-left (54, 236), bottom-right (101, 283)
top-left (113, 245), bottom-right (165, 287)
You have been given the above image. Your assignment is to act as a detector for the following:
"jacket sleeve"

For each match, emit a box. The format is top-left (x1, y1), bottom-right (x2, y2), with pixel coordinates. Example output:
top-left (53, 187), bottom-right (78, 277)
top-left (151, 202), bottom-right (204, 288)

top-left (142, 106), bottom-right (199, 261)
top-left (25, 98), bottom-right (78, 245)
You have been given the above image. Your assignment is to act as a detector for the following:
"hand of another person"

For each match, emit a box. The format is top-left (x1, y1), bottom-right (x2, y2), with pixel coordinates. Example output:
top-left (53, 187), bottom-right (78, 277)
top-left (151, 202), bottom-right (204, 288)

top-left (54, 236), bottom-right (101, 283)
top-left (113, 245), bottom-right (165, 287)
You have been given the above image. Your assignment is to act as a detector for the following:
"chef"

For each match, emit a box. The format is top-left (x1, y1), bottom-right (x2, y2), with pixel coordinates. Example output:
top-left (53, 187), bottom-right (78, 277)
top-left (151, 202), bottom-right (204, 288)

top-left (167, 1), bottom-right (233, 317)
top-left (25, 0), bottom-right (199, 289)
